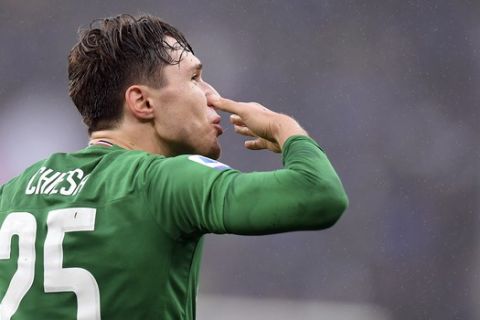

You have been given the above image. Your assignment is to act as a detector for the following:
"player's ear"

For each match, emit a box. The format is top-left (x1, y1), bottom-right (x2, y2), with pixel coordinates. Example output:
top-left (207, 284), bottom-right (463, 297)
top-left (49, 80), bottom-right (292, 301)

top-left (124, 85), bottom-right (155, 121)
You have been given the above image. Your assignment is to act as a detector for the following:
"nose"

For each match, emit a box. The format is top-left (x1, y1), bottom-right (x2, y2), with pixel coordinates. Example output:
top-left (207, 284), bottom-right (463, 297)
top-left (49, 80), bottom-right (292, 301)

top-left (202, 81), bottom-right (220, 103)
top-left (201, 82), bottom-right (222, 124)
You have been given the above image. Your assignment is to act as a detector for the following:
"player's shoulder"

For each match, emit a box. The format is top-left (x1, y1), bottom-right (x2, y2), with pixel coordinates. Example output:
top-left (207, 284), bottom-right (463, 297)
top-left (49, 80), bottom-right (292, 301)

top-left (0, 147), bottom-right (157, 200)
top-left (1, 158), bottom-right (45, 190)
top-left (142, 154), bottom-right (235, 191)
top-left (0, 158), bottom-right (46, 209)
top-left (148, 153), bottom-right (233, 173)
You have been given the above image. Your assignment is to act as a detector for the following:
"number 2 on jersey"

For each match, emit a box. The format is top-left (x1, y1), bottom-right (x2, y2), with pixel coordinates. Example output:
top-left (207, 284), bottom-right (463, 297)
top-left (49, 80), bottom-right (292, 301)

top-left (0, 208), bottom-right (100, 320)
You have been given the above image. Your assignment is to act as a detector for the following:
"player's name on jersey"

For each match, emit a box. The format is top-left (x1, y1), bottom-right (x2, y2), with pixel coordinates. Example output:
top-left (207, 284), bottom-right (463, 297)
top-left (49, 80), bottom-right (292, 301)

top-left (25, 167), bottom-right (90, 196)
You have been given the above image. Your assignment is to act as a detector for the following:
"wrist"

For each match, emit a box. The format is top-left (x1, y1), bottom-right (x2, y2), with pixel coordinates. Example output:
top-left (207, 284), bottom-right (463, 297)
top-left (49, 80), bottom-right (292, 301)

top-left (273, 115), bottom-right (308, 150)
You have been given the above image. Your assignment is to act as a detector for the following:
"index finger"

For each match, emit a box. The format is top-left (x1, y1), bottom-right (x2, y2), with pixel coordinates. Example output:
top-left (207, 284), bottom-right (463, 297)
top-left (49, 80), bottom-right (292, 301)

top-left (207, 95), bottom-right (243, 115)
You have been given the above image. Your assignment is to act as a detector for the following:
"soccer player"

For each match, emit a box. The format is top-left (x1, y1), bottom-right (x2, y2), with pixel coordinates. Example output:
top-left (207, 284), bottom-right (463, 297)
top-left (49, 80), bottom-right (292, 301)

top-left (0, 14), bottom-right (348, 320)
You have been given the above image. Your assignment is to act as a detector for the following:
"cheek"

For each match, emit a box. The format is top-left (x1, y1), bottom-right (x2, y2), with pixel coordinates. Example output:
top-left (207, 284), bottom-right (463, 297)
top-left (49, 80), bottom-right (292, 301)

top-left (155, 85), bottom-right (210, 129)
top-left (191, 85), bottom-right (208, 106)
top-left (188, 88), bottom-right (210, 119)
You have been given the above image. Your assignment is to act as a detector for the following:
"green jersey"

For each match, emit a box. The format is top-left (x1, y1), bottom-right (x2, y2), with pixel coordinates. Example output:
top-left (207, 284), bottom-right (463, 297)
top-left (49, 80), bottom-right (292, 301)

top-left (0, 136), bottom-right (347, 319)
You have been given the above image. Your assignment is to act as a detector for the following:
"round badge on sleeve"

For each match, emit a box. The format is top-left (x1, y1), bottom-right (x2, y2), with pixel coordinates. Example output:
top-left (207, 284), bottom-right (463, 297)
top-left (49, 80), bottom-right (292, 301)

top-left (188, 155), bottom-right (231, 171)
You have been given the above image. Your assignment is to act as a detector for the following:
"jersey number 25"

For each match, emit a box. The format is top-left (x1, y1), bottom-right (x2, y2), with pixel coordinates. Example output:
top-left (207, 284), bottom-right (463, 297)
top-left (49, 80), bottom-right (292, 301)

top-left (0, 208), bottom-right (100, 320)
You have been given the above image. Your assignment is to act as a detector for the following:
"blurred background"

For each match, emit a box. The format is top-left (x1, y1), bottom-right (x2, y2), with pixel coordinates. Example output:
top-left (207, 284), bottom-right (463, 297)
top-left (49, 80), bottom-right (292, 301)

top-left (0, 0), bottom-right (479, 319)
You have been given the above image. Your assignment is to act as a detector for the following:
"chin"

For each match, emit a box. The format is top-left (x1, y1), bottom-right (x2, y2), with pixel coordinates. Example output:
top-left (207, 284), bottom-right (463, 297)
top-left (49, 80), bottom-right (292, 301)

top-left (207, 147), bottom-right (221, 160)
top-left (204, 142), bottom-right (221, 160)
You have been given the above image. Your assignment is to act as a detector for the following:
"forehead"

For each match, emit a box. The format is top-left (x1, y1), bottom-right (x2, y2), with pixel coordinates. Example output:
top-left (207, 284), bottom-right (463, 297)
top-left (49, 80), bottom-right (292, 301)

top-left (164, 36), bottom-right (201, 71)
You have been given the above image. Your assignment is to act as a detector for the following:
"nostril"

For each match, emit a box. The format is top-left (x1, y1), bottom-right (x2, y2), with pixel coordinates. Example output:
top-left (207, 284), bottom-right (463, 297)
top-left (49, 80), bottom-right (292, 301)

top-left (206, 94), bottom-right (219, 108)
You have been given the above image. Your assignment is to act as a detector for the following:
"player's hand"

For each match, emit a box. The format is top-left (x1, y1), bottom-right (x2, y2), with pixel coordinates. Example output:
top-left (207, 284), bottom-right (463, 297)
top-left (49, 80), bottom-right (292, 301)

top-left (229, 112), bottom-right (282, 152)
top-left (207, 95), bottom-right (308, 152)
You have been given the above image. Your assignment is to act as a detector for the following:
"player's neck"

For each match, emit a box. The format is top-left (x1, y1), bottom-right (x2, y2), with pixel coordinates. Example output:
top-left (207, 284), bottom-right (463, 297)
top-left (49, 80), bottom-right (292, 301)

top-left (89, 128), bottom-right (168, 155)
top-left (89, 131), bottom-right (131, 149)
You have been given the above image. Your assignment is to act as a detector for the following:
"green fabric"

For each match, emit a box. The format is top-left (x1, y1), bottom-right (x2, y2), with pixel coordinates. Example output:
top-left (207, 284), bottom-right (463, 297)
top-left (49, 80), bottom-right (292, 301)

top-left (0, 135), bottom-right (347, 319)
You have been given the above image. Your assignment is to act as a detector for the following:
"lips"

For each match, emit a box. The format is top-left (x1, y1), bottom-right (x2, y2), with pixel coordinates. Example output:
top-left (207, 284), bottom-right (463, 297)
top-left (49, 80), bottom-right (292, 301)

top-left (213, 124), bottom-right (223, 136)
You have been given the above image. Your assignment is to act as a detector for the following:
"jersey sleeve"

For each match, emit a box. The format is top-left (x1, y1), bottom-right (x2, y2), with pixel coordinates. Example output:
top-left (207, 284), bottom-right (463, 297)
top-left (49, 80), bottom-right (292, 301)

top-left (145, 136), bottom-right (348, 238)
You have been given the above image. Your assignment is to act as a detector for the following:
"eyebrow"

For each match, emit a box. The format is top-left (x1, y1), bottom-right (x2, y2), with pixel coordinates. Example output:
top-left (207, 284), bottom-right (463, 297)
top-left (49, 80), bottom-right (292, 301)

top-left (191, 63), bottom-right (203, 72)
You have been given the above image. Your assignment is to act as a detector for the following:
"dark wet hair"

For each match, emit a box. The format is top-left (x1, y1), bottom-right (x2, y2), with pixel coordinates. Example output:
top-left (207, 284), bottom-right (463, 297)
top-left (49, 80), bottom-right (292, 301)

top-left (68, 14), bottom-right (193, 133)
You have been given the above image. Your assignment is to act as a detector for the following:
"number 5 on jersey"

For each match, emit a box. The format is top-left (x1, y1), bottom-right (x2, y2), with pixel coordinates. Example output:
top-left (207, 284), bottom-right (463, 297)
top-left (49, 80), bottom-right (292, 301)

top-left (0, 208), bottom-right (100, 320)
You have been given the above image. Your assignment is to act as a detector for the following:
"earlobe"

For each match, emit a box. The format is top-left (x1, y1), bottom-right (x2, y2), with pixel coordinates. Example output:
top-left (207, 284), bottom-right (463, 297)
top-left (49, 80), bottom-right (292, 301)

top-left (125, 85), bottom-right (155, 120)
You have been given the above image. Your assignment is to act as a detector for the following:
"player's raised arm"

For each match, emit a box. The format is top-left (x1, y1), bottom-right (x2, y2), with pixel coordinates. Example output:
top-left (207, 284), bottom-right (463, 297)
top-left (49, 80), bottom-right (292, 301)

top-left (220, 134), bottom-right (348, 234)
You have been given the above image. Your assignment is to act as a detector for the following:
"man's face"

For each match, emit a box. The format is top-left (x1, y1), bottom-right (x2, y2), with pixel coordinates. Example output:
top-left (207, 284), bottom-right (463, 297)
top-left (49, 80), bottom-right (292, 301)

top-left (149, 38), bottom-right (223, 159)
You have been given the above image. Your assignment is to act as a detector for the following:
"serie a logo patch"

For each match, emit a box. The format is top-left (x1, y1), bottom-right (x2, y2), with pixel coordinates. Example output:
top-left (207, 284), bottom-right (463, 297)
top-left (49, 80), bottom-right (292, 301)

top-left (188, 155), bottom-right (231, 171)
